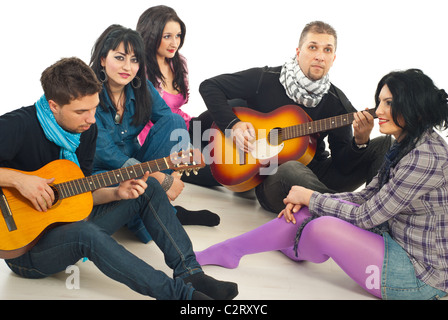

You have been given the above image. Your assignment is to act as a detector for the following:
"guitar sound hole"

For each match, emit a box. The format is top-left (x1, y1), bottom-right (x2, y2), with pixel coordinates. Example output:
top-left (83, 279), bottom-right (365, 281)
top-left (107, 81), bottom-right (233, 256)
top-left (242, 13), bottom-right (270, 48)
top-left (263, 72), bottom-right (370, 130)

top-left (50, 185), bottom-right (60, 205)
top-left (268, 128), bottom-right (283, 146)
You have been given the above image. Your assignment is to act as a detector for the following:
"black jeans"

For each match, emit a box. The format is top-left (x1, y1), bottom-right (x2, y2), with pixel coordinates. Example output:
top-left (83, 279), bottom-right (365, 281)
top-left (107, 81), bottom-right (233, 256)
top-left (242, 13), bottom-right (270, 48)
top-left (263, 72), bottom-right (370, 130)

top-left (255, 136), bottom-right (393, 213)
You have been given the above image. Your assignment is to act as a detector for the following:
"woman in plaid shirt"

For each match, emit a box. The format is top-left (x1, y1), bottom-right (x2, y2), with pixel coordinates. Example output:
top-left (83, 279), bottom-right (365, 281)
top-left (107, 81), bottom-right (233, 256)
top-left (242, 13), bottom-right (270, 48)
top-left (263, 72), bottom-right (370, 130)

top-left (195, 69), bottom-right (448, 300)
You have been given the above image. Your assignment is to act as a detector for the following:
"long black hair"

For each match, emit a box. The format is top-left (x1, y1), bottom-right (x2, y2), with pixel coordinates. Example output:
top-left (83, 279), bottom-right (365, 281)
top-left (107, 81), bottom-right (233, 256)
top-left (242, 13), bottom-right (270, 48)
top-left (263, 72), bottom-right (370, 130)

top-left (136, 5), bottom-right (188, 99)
top-left (90, 24), bottom-right (152, 126)
top-left (375, 69), bottom-right (448, 187)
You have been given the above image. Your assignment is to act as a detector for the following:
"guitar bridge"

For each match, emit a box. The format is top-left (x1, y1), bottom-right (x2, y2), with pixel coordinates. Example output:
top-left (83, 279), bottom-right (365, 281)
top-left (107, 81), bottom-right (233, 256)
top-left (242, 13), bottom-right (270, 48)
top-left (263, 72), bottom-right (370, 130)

top-left (0, 188), bottom-right (17, 232)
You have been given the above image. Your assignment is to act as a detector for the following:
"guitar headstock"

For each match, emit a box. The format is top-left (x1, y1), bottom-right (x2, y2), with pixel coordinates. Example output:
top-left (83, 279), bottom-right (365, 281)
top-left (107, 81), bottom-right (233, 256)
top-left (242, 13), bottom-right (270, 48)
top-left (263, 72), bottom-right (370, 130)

top-left (169, 149), bottom-right (205, 176)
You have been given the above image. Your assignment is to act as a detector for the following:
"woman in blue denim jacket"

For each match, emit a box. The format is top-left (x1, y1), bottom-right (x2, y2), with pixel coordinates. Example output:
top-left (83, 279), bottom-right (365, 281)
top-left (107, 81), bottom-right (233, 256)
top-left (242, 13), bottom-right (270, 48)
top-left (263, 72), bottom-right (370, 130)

top-left (90, 25), bottom-right (219, 243)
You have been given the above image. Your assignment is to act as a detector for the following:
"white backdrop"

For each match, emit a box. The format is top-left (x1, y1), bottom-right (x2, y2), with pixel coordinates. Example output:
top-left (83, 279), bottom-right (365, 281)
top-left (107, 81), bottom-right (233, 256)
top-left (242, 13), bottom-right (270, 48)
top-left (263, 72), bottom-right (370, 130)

top-left (1, 0), bottom-right (447, 122)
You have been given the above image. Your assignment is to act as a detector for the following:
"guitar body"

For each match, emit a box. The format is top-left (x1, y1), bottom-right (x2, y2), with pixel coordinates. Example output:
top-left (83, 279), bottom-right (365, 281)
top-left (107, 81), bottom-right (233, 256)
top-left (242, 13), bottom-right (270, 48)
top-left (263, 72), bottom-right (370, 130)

top-left (0, 160), bottom-right (93, 259)
top-left (0, 149), bottom-right (204, 259)
top-left (209, 105), bottom-right (317, 192)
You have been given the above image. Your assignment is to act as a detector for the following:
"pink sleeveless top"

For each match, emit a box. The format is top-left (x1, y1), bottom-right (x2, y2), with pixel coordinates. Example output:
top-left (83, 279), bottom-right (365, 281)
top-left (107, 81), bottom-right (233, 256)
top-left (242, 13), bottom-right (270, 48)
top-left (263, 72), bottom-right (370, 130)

top-left (162, 91), bottom-right (192, 128)
top-left (138, 91), bottom-right (191, 144)
top-left (138, 55), bottom-right (191, 144)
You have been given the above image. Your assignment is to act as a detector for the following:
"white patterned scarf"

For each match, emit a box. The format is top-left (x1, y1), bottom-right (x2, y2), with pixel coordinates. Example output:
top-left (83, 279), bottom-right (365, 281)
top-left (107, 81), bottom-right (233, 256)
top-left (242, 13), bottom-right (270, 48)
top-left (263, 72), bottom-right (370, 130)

top-left (279, 57), bottom-right (331, 108)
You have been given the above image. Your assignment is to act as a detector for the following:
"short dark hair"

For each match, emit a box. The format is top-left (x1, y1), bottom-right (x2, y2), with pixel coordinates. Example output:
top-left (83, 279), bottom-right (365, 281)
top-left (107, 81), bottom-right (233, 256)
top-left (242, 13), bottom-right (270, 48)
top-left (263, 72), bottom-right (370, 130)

top-left (299, 21), bottom-right (338, 50)
top-left (40, 57), bottom-right (102, 106)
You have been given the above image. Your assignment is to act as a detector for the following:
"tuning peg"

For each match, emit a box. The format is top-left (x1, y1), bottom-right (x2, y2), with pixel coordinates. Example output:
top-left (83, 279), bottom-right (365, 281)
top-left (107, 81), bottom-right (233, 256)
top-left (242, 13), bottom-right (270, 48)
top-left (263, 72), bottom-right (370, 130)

top-left (193, 169), bottom-right (199, 175)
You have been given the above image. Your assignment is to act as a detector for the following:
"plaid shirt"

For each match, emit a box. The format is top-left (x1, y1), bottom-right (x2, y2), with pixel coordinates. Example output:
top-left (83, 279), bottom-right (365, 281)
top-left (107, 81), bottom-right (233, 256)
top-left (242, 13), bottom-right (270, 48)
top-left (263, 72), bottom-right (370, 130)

top-left (310, 130), bottom-right (448, 292)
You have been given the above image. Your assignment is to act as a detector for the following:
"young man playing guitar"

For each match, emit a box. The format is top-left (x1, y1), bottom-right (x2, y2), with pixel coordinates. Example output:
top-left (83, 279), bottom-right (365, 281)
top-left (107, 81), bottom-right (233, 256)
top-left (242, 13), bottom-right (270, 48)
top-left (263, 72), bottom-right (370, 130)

top-left (199, 21), bottom-right (392, 213)
top-left (0, 57), bottom-right (237, 300)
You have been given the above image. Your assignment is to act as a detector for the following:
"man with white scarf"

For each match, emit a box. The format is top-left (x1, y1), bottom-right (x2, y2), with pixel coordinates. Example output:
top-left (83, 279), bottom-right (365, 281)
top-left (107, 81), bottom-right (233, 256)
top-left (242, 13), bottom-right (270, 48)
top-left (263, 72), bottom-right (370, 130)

top-left (198, 21), bottom-right (392, 213)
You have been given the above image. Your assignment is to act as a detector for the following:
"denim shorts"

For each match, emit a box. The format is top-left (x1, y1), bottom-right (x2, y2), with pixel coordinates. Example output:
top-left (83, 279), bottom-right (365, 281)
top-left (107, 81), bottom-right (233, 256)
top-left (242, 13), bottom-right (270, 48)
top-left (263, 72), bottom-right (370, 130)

top-left (381, 232), bottom-right (447, 300)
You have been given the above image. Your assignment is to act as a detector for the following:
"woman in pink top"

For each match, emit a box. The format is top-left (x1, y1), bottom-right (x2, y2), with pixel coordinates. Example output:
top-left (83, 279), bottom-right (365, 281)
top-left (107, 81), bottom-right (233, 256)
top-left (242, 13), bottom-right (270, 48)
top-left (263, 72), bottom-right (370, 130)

top-left (137, 56), bottom-right (191, 142)
top-left (137, 5), bottom-right (219, 188)
top-left (137, 6), bottom-right (191, 143)
top-left (135, 6), bottom-right (220, 233)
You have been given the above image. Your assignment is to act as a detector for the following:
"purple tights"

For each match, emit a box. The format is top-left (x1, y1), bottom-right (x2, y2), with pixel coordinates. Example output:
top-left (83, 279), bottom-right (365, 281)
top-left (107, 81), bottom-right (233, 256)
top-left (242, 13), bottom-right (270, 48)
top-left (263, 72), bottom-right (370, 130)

top-left (195, 207), bottom-right (384, 298)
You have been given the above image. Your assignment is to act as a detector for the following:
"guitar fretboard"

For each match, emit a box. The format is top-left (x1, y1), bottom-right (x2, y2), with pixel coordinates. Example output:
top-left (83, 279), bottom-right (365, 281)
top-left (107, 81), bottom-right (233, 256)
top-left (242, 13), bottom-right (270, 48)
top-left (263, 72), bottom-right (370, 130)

top-left (55, 157), bottom-right (170, 200)
top-left (282, 108), bottom-right (377, 140)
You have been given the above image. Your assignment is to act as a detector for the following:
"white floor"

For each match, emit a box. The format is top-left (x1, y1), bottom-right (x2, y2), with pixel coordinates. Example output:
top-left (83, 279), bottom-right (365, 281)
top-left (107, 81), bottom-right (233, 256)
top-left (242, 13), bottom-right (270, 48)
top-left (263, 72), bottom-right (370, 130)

top-left (0, 182), bottom-right (378, 300)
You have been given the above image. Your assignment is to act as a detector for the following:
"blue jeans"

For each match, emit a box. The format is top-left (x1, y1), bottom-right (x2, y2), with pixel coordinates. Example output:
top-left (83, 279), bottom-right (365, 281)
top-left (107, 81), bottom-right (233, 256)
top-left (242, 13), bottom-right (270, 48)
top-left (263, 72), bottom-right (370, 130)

top-left (127, 113), bottom-right (188, 243)
top-left (135, 113), bottom-right (189, 162)
top-left (381, 232), bottom-right (447, 300)
top-left (5, 177), bottom-right (202, 300)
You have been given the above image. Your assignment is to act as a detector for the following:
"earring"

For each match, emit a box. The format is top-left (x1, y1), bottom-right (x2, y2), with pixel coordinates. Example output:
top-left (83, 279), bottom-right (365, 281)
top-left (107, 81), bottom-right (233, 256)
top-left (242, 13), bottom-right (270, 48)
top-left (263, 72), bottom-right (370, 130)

top-left (131, 76), bottom-right (142, 89)
top-left (99, 68), bottom-right (108, 83)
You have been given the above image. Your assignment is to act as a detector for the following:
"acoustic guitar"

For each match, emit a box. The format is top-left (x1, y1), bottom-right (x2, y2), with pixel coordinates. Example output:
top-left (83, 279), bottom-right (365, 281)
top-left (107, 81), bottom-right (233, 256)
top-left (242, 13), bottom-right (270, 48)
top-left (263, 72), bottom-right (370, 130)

top-left (209, 105), bottom-right (376, 192)
top-left (0, 149), bottom-right (204, 259)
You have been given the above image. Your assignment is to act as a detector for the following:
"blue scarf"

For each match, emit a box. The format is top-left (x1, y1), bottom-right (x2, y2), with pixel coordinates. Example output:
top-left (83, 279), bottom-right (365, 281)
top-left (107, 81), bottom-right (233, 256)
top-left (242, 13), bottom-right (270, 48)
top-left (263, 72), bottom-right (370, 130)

top-left (35, 95), bottom-right (81, 167)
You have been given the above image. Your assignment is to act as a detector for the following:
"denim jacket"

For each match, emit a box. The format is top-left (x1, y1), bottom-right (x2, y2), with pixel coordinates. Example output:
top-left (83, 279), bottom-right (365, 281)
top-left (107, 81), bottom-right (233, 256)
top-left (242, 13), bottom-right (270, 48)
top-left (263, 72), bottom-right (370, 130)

top-left (93, 80), bottom-right (172, 173)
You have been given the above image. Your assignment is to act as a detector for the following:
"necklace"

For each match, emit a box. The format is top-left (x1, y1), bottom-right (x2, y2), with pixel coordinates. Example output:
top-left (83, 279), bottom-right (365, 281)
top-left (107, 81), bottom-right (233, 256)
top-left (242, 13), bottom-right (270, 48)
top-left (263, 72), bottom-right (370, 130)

top-left (114, 113), bottom-right (121, 125)
top-left (113, 89), bottom-right (125, 125)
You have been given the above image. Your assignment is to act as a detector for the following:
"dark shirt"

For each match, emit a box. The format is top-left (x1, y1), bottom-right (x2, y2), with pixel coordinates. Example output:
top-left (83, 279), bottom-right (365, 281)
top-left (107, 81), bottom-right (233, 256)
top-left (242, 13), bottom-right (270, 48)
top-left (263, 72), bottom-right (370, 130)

top-left (0, 105), bottom-right (97, 176)
top-left (199, 66), bottom-right (364, 171)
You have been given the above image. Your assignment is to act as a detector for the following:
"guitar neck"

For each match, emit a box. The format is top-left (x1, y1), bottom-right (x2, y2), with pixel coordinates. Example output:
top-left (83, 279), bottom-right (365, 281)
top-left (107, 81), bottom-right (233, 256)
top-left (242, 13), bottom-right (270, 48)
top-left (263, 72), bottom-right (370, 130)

top-left (55, 158), bottom-right (170, 200)
top-left (282, 108), bottom-right (377, 140)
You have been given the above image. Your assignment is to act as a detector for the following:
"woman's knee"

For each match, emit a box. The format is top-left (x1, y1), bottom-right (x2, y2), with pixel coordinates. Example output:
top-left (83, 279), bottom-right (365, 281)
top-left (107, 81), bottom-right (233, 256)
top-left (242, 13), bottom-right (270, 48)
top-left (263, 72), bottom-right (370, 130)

top-left (154, 114), bottom-right (189, 150)
top-left (157, 113), bottom-right (186, 130)
top-left (301, 216), bottom-right (342, 241)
